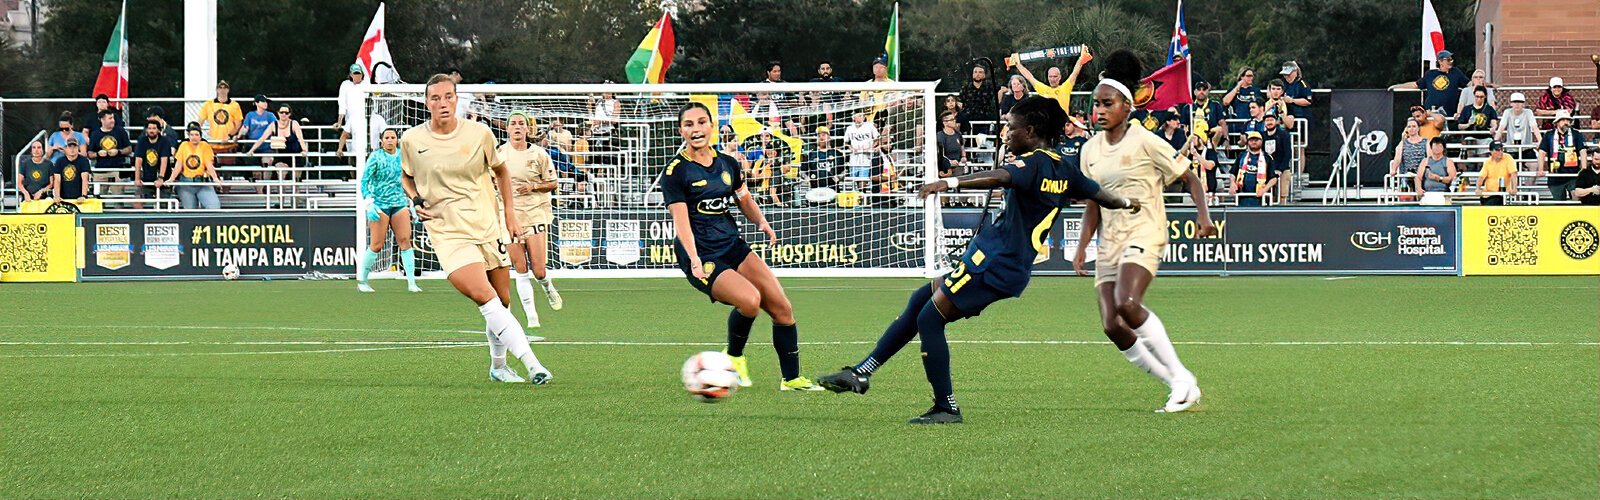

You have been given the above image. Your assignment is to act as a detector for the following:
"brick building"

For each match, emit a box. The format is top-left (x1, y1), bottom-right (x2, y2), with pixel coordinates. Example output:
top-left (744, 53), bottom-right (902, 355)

top-left (1476, 0), bottom-right (1600, 87)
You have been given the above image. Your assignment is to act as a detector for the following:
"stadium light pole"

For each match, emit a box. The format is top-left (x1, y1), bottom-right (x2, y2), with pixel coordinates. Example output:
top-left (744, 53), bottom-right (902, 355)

top-left (183, 0), bottom-right (218, 125)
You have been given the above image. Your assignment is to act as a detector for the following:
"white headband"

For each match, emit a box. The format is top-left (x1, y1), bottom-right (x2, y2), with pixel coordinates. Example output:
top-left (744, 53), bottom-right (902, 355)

top-left (1098, 79), bottom-right (1134, 103)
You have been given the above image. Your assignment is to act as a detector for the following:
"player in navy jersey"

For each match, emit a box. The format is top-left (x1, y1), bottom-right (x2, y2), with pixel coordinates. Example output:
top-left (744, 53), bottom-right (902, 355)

top-left (661, 102), bottom-right (823, 391)
top-left (817, 96), bottom-right (1140, 424)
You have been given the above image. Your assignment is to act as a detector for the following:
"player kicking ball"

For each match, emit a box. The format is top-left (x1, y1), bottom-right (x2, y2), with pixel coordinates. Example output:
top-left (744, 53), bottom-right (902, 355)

top-left (661, 102), bottom-right (822, 391)
top-left (817, 96), bottom-right (1140, 423)
top-left (498, 112), bottom-right (564, 328)
top-left (400, 74), bottom-right (551, 385)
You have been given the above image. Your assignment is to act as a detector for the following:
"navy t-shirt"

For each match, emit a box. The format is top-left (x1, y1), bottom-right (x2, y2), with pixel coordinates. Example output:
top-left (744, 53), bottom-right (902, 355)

top-left (1418, 67), bottom-right (1470, 115)
top-left (53, 156), bottom-right (92, 199)
top-left (1234, 151), bottom-right (1278, 193)
top-left (963, 148), bottom-right (1101, 297)
top-left (89, 127), bottom-right (131, 168)
top-left (1056, 136), bottom-right (1088, 161)
top-left (1261, 127), bottom-right (1293, 172)
top-left (133, 135), bottom-right (174, 182)
top-left (1229, 86), bottom-right (1261, 119)
top-left (1283, 78), bottom-right (1313, 120)
top-left (801, 148), bottom-right (843, 185)
top-left (1180, 100), bottom-right (1226, 130)
top-left (660, 152), bottom-right (748, 259)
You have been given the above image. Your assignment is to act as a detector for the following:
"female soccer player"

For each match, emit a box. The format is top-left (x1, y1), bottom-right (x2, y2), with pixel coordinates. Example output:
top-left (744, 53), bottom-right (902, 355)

top-left (817, 96), bottom-right (1141, 424)
top-left (401, 74), bottom-right (551, 385)
top-left (357, 128), bottom-right (420, 293)
top-left (662, 102), bottom-right (821, 391)
top-left (498, 112), bottom-right (564, 328)
top-left (1072, 50), bottom-right (1216, 413)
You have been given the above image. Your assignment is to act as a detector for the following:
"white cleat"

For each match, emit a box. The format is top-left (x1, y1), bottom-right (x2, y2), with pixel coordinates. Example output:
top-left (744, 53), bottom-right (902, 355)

top-left (546, 288), bottom-right (564, 311)
top-left (489, 366), bottom-right (526, 383)
top-left (1158, 380), bottom-right (1201, 413)
top-left (357, 283), bottom-right (375, 293)
top-left (407, 283), bottom-right (423, 293)
top-left (528, 369), bottom-right (553, 385)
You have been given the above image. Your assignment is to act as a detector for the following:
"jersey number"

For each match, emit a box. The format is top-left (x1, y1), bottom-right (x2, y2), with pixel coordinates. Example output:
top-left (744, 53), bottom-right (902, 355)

top-left (944, 261), bottom-right (973, 293)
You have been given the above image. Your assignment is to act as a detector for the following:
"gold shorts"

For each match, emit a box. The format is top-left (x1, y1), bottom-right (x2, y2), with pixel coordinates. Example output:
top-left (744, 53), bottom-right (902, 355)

top-left (517, 208), bottom-right (553, 227)
top-left (1094, 240), bottom-right (1164, 285)
top-left (435, 238), bottom-right (510, 275)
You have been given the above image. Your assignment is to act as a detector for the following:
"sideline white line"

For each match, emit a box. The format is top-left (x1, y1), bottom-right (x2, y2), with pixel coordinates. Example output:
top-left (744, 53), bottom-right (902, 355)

top-left (0, 344), bottom-right (476, 359)
top-left (2, 339), bottom-right (1593, 348)
top-left (1324, 276), bottom-right (1358, 281)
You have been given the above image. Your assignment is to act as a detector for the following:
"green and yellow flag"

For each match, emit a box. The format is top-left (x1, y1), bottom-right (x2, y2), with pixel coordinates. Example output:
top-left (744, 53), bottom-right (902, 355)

top-left (882, 3), bottom-right (899, 80)
top-left (625, 13), bottom-right (675, 84)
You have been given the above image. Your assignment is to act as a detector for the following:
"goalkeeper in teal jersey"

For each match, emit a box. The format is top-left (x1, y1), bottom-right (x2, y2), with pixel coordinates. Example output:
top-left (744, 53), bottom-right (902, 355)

top-left (357, 129), bottom-right (421, 292)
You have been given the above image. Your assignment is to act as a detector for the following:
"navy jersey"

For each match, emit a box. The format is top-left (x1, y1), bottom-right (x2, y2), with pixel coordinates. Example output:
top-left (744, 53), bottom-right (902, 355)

top-left (1056, 136), bottom-right (1088, 161)
top-left (960, 149), bottom-right (1101, 297)
top-left (660, 152), bottom-right (747, 259)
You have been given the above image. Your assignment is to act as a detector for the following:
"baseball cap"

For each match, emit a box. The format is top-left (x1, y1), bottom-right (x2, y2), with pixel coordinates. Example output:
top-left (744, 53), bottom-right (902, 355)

top-left (1194, 80), bottom-right (1211, 90)
top-left (1279, 61), bottom-right (1299, 75)
top-left (1490, 141), bottom-right (1505, 151)
top-left (254, 94), bottom-right (269, 104)
top-left (1510, 92), bottom-right (1527, 103)
top-left (1436, 50), bottom-right (1453, 60)
top-left (1550, 77), bottom-right (1565, 88)
top-left (216, 80), bottom-right (229, 89)
top-left (349, 63), bottom-right (364, 74)
top-left (1246, 131), bottom-right (1263, 140)
top-left (1068, 115), bottom-right (1087, 130)
top-left (816, 125), bottom-right (830, 134)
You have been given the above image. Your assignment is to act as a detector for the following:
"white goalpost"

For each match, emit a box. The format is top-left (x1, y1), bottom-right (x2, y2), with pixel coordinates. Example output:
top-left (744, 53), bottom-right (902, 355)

top-left (352, 82), bottom-right (943, 279)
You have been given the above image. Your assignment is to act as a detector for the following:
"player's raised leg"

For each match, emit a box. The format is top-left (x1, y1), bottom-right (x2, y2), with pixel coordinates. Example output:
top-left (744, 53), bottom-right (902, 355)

top-left (817, 281), bottom-right (936, 394)
top-left (736, 253), bottom-right (820, 391)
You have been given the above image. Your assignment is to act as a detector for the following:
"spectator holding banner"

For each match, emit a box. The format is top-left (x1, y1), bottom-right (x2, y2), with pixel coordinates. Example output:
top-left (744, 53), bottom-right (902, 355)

top-left (1475, 141), bottom-right (1517, 206)
top-left (1537, 110), bottom-right (1588, 201)
top-left (18, 141), bottom-right (52, 202)
top-left (51, 138), bottom-right (91, 202)
top-left (1390, 51), bottom-right (1469, 118)
top-left (1013, 44), bottom-right (1091, 106)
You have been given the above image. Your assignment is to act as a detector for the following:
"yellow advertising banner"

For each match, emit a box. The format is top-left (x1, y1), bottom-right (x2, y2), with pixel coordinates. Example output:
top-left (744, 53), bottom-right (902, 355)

top-left (0, 214), bottom-right (80, 282)
top-left (1463, 206), bottom-right (1600, 275)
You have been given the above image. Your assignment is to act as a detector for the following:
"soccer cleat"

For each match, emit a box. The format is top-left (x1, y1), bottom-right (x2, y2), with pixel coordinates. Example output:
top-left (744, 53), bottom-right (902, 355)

top-left (1158, 378), bottom-right (1202, 413)
top-left (545, 287), bottom-right (564, 310)
top-left (816, 367), bottom-right (871, 394)
top-left (725, 352), bottom-right (753, 387)
top-left (908, 406), bottom-right (964, 425)
top-left (528, 369), bottom-right (553, 385)
top-left (779, 376), bottom-right (825, 391)
top-left (357, 283), bottom-right (375, 293)
top-left (407, 283), bottom-right (422, 293)
top-left (488, 366), bottom-right (526, 383)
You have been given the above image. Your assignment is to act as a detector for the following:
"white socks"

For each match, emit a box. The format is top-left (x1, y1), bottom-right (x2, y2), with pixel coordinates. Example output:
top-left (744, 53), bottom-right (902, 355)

top-left (1132, 307), bottom-right (1193, 382)
top-left (1120, 338), bottom-right (1174, 385)
top-left (485, 327), bottom-right (507, 369)
top-left (479, 300), bottom-right (546, 374)
top-left (513, 272), bottom-right (540, 324)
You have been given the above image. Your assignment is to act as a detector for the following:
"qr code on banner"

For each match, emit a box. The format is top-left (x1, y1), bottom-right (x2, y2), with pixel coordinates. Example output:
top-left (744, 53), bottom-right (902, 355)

top-left (0, 222), bottom-right (50, 274)
top-left (1484, 215), bottom-right (1538, 266)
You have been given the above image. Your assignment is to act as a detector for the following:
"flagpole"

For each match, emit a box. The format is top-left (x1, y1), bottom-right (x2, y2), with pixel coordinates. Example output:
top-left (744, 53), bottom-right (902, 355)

top-left (892, 2), bottom-right (900, 81)
top-left (118, 0), bottom-right (127, 100)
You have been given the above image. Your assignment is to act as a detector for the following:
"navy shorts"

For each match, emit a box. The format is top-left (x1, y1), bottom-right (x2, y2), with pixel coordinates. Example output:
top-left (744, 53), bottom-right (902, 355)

top-left (937, 249), bottom-right (1014, 318)
top-left (675, 239), bottom-right (754, 300)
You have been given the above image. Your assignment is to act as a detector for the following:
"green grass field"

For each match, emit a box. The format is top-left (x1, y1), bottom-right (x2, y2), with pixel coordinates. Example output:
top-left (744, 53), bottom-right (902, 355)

top-left (1, 276), bottom-right (1596, 498)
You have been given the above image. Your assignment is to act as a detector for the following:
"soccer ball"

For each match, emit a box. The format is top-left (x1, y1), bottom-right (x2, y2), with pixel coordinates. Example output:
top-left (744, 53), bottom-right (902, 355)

top-left (221, 264), bottom-right (240, 281)
top-left (682, 351), bottom-right (739, 402)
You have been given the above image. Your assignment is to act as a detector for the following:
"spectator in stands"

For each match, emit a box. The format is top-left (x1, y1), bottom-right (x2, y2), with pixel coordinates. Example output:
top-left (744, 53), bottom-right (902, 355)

top-left (1261, 113), bottom-right (1292, 175)
top-left (1224, 66), bottom-right (1260, 119)
top-left (957, 61), bottom-right (999, 135)
top-left (1494, 92), bottom-right (1541, 165)
top-left (145, 106), bottom-right (179, 145)
top-left (1279, 61), bottom-right (1313, 126)
top-left (1232, 131), bottom-right (1276, 206)
top-left (1475, 141), bottom-right (1517, 205)
top-left (761, 61), bottom-right (790, 104)
top-left (1573, 153), bottom-right (1600, 205)
top-left (1535, 77), bottom-right (1579, 129)
top-left (572, 124), bottom-right (592, 167)
top-left (132, 119), bottom-right (172, 208)
top-left (1415, 137), bottom-right (1458, 197)
top-left (1391, 118), bottom-right (1428, 178)
top-left (998, 75), bottom-right (1028, 119)
top-left (869, 57), bottom-right (893, 83)
top-left (1455, 85), bottom-right (1499, 164)
top-left (247, 104), bottom-right (308, 181)
top-left (446, 68), bottom-right (476, 121)
top-left (1263, 79), bottom-right (1292, 130)
top-left (936, 111), bottom-right (965, 173)
top-left (1411, 105), bottom-right (1446, 140)
top-left (169, 123), bottom-right (221, 209)
top-left (1456, 69), bottom-right (1495, 117)
top-left (1182, 80), bottom-right (1226, 146)
top-left (88, 109), bottom-right (132, 170)
top-left (94, 94), bottom-right (124, 131)
top-left (236, 95), bottom-right (277, 172)
top-left (801, 126), bottom-right (844, 191)
top-left (542, 132), bottom-right (587, 199)
top-left (546, 117), bottom-right (574, 153)
top-left (52, 138), bottom-right (91, 202)
top-left (590, 91), bottom-right (621, 163)
top-left (1537, 110), bottom-right (1588, 201)
top-left (1058, 112), bottom-right (1090, 160)
top-left (1390, 51), bottom-right (1469, 117)
top-left (1241, 101), bottom-right (1266, 134)
top-left (45, 112), bottom-right (88, 163)
top-left (810, 60), bottom-right (843, 119)
top-left (199, 80), bottom-right (242, 154)
top-left (844, 111), bottom-right (880, 179)
top-left (1157, 111), bottom-right (1187, 151)
top-left (1184, 134), bottom-right (1221, 196)
top-left (18, 141), bottom-right (52, 202)
top-left (335, 64), bottom-right (365, 157)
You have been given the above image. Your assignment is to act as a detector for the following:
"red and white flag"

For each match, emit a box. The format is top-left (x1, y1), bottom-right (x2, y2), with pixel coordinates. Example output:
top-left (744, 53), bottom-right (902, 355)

top-left (355, 3), bottom-right (400, 84)
top-left (91, 1), bottom-right (128, 100)
top-left (1421, 0), bottom-right (1446, 68)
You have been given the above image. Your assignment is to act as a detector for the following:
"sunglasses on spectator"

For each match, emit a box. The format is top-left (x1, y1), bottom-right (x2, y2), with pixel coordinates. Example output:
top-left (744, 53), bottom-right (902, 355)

top-left (278, 110), bottom-right (291, 115)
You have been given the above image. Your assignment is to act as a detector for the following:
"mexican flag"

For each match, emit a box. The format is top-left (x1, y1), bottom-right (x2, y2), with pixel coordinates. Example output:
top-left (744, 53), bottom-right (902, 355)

top-left (91, 2), bottom-right (128, 100)
top-left (625, 13), bottom-right (675, 84)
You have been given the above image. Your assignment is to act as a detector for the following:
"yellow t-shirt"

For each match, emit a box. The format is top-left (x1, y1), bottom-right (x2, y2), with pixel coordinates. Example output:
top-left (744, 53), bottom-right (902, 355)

top-left (199, 99), bottom-right (243, 143)
top-left (572, 138), bottom-right (590, 166)
top-left (174, 141), bottom-right (214, 180)
top-left (1479, 154), bottom-right (1517, 193)
top-left (1081, 124), bottom-right (1192, 248)
top-left (1030, 76), bottom-right (1077, 113)
top-left (497, 142), bottom-right (557, 215)
top-left (400, 119), bottom-right (505, 244)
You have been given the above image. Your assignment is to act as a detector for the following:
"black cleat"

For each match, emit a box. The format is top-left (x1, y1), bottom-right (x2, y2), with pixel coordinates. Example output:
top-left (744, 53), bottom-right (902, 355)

top-left (816, 367), bottom-right (871, 394)
top-left (908, 406), bottom-right (963, 425)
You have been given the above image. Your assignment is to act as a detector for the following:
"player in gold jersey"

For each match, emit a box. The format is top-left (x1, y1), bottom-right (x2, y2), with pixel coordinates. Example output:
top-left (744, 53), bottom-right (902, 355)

top-left (400, 74), bottom-right (551, 385)
top-left (1074, 50), bottom-right (1216, 413)
top-left (499, 112), bottom-right (564, 329)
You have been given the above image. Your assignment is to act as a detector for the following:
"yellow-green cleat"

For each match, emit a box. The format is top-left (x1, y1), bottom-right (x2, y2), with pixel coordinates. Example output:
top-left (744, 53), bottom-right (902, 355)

top-left (780, 376), bottom-right (825, 391)
top-left (724, 351), bottom-right (753, 387)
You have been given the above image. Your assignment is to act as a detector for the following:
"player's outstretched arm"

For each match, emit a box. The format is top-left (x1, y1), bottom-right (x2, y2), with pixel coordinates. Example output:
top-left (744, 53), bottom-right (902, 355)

top-left (916, 167), bottom-right (1012, 199)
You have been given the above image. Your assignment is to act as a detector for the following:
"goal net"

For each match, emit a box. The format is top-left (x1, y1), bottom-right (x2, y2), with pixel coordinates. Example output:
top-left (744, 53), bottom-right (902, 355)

top-left (351, 82), bottom-right (941, 279)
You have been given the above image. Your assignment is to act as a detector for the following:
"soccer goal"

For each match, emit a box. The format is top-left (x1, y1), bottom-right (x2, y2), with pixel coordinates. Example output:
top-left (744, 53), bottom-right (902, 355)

top-left (350, 82), bottom-right (943, 279)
